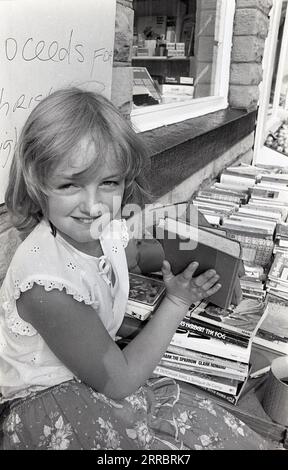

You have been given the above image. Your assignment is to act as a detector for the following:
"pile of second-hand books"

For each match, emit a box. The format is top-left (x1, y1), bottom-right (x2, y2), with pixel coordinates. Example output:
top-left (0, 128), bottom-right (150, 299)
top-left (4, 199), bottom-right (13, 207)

top-left (119, 162), bottom-right (288, 404)
top-left (193, 163), bottom-right (288, 298)
top-left (154, 296), bottom-right (268, 404)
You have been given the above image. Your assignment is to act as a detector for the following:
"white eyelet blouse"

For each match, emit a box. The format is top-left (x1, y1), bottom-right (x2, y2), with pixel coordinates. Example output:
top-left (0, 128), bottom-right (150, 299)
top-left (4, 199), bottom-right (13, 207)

top-left (0, 219), bottom-right (129, 403)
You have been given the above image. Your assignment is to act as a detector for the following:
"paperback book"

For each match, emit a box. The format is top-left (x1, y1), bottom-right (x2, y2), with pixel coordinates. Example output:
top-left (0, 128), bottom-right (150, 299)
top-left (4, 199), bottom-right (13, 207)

top-left (170, 328), bottom-right (252, 363)
top-left (153, 364), bottom-right (240, 394)
top-left (198, 365), bottom-right (252, 405)
top-left (268, 252), bottom-right (288, 285)
top-left (179, 315), bottom-right (250, 347)
top-left (187, 296), bottom-right (268, 340)
top-left (126, 273), bottom-right (165, 321)
top-left (253, 294), bottom-right (288, 355)
top-left (166, 344), bottom-right (249, 374)
top-left (160, 352), bottom-right (247, 381)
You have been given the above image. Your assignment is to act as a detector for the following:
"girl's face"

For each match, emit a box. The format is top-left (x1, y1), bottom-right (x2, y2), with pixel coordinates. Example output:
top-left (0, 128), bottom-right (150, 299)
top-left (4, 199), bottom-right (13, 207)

top-left (47, 137), bottom-right (125, 255)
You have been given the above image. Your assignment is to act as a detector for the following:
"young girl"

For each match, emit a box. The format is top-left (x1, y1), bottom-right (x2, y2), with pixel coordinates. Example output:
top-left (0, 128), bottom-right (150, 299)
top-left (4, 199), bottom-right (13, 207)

top-left (0, 88), bottom-right (273, 450)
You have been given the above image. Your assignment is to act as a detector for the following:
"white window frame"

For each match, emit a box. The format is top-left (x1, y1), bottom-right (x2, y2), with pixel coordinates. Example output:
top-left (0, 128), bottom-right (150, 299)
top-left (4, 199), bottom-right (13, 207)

top-left (131, 0), bottom-right (235, 132)
top-left (253, 0), bottom-right (288, 166)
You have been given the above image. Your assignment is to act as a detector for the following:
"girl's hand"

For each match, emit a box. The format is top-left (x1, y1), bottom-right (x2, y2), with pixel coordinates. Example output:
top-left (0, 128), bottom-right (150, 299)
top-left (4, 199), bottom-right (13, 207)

top-left (162, 260), bottom-right (221, 307)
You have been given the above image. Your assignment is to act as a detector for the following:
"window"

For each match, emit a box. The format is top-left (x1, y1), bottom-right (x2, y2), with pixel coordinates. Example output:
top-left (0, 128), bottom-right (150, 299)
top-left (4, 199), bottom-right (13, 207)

top-left (254, 0), bottom-right (288, 166)
top-left (131, 0), bottom-right (235, 132)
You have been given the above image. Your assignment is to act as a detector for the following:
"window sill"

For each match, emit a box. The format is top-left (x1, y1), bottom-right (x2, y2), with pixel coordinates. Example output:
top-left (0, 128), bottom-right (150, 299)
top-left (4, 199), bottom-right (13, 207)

top-left (141, 107), bottom-right (257, 198)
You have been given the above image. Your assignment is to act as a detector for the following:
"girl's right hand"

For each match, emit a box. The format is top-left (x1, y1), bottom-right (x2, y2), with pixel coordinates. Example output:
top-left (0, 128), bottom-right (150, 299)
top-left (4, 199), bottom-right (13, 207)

top-left (162, 260), bottom-right (221, 308)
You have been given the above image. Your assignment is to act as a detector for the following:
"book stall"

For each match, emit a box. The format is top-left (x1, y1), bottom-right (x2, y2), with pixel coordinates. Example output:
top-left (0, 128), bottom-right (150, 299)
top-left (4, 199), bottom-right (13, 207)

top-left (116, 161), bottom-right (288, 445)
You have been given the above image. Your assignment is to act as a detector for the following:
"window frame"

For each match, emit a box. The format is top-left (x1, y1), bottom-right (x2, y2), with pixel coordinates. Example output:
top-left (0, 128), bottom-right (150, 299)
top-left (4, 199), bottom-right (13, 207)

top-left (253, 0), bottom-right (288, 166)
top-left (131, 0), bottom-right (236, 132)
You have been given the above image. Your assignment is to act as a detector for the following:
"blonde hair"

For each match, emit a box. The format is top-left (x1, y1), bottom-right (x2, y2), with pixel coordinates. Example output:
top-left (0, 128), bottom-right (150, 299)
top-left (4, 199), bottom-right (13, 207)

top-left (5, 87), bottom-right (151, 233)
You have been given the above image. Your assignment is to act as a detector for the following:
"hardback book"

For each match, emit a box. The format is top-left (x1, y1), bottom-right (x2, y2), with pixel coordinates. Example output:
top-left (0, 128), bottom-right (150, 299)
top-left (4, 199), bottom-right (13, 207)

top-left (187, 296), bottom-right (269, 341)
top-left (236, 207), bottom-right (282, 222)
top-left (247, 203), bottom-right (286, 219)
top-left (153, 364), bottom-right (241, 394)
top-left (155, 217), bottom-right (243, 310)
top-left (253, 294), bottom-right (288, 355)
top-left (194, 197), bottom-right (239, 209)
top-left (196, 189), bottom-right (244, 204)
top-left (260, 173), bottom-right (288, 185)
top-left (160, 353), bottom-right (247, 381)
top-left (275, 222), bottom-right (288, 240)
top-left (166, 344), bottom-right (249, 374)
top-left (219, 173), bottom-right (257, 191)
top-left (170, 328), bottom-right (252, 363)
top-left (211, 182), bottom-right (249, 201)
top-left (249, 186), bottom-right (288, 202)
top-left (127, 273), bottom-right (165, 321)
top-left (222, 216), bottom-right (276, 236)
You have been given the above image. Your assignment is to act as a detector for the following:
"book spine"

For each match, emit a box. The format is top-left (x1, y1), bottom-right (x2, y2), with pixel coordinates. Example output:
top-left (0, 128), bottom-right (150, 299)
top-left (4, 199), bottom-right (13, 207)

top-left (125, 308), bottom-right (152, 321)
top-left (198, 386), bottom-right (239, 405)
top-left (154, 365), bottom-right (238, 394)
top-left (179, 318), bottom-right (250, 346)
top-left (160, 358), bottom-right (246, 381)
top-left (163, 351), bottom-right (248, 375)
top-left (170, 335), bottom-right (250, 363)
top-left (166, 345), bottom-right (248, 372)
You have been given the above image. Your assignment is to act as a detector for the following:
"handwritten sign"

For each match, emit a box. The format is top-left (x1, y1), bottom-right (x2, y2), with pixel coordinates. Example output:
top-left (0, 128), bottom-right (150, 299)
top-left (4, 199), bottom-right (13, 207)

top-left (0, 0), bottom-right (116, 203)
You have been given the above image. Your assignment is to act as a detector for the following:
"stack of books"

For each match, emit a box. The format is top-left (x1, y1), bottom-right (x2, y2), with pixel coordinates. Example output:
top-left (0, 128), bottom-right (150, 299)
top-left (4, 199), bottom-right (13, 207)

top-left (125, 273), bottom-right (165, 321)
top-left (154, 295), bottom-right (268, 404)
top-left (239, 264), bottom-right (266, 301)
top-left (119, 163), bottom-right (288, 404)
top-left (191, 185), bottom-right (247, 227)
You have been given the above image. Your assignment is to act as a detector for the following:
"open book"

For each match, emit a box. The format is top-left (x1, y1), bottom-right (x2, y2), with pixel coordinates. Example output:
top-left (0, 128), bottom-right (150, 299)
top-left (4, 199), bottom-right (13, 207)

top-left (156, 217), bottom-right (243, 310)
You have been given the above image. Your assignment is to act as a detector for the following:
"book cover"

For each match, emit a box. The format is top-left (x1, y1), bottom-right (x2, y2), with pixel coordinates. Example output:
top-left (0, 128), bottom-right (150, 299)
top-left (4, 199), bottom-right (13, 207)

top-left (253, 295), bottom-right (288, 355)
top-left (179, 315), bottom-right (250, 347)
top-left (170, 328), bottom-right (252, 363)
top-left (156, 217), bottom-right (242, 310)
top-left (154, 365), bottom-right (240, 394)
top-left (188, 297), bottom-right (268, 340)
top-left (128, 273), bottom-right (165, 308)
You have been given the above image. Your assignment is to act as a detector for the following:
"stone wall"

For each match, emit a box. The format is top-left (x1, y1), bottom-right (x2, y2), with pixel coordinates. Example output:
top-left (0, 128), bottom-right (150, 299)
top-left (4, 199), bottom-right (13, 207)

top-left (229, 0), bottom-right (273, 110)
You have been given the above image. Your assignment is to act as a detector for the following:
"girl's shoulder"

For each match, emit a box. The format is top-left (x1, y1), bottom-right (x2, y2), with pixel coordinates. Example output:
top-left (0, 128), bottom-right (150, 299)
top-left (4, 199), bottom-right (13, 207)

top-left (9, 221), bottom-right (58, 266)
top-left (3, 221), bottom-right (98, 307)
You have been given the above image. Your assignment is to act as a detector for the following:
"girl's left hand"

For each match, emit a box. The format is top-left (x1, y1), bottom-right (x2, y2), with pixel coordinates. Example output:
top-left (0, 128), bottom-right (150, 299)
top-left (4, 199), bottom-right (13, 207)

top-left (162, 260), bottom-right (221, 307)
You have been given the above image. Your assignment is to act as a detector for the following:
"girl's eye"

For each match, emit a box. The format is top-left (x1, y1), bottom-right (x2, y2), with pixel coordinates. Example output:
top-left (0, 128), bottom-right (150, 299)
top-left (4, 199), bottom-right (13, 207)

top-left (102, 180), bottom-right (119, 187)
top-left (58, 183), bottom-right (78, 190)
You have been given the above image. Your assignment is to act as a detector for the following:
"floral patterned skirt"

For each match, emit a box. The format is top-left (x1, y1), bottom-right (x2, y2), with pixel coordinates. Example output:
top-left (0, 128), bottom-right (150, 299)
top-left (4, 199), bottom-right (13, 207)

top-left (0, 377), bottom-right (274, 450)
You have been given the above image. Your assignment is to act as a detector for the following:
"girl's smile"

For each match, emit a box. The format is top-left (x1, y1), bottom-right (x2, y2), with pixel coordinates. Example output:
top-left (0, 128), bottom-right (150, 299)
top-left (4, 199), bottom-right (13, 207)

top-left (47, 137), bottom-right (125, 256)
